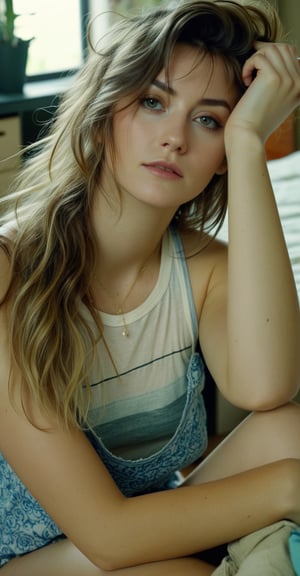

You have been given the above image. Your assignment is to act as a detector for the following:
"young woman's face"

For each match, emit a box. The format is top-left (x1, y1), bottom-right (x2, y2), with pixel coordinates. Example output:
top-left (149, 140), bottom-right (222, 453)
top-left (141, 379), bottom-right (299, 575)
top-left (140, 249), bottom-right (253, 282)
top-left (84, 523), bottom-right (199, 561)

top-left (106, 43), bottom-right (239, 211)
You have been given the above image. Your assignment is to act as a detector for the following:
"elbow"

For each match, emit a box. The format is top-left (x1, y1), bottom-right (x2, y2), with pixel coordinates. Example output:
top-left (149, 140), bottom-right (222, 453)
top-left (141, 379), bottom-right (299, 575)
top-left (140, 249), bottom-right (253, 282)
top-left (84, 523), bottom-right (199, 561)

top-left (225, 369), bottom-right (300, 412)
top-left (87, 537), bottom-right (132, 572)
top-left (254, 374), bottom-right (300, 411)
top-left (240, 380), bottom-right (299, 413)
top-left (91, 553), bottom-right (137, 573)
top-left (86, 512), bottom-right (140, 572)
top-left (93, 559), bottom-right (122, 572)
top-left (89, 550), bottom-right (128, 572)
top-left (88, 496), bottom-right (158, 572)
top-left (79, 546), bottom-right (116, 572)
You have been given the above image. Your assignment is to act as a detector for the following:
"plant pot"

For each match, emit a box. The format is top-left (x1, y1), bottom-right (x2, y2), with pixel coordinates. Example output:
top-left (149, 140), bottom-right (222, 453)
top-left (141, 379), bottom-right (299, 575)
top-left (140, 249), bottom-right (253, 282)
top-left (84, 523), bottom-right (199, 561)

top-left (0, 39), bottom-right (30, 94)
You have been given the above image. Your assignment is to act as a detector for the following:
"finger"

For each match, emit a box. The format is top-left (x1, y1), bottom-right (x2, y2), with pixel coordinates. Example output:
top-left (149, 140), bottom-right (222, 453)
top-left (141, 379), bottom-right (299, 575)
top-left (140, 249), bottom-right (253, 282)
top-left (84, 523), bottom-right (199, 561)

top-left (243, 43), bottom-right (300, 87)
top-left (254, 41), bottom-right (299, 77)
top-left (242, 50), bottom-right (274, 87)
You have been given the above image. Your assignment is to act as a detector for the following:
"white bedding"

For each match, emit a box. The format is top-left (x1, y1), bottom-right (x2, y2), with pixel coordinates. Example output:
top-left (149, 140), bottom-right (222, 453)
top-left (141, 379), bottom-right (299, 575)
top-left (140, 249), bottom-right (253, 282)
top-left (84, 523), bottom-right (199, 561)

top-left (217, 151), bottom-right (300, 301)
top-left (268, 151), bottom-right (300, 300)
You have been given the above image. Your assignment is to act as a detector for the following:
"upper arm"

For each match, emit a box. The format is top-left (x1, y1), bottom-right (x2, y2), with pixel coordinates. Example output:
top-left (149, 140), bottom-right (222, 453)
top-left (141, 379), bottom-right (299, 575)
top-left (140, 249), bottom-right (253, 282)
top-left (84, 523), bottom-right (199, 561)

top-left (184, 233), bottom-right (230, 399)
top-left (197, 241), bottom-right (230, 399)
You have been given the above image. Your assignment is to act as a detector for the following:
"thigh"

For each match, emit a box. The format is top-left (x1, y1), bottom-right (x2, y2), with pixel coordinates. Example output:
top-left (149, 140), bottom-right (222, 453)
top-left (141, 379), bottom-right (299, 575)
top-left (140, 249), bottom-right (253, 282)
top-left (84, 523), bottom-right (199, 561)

top-left (0, 541), bottom-right (215, 576)
top-left (183, 401), bottom-right (300, 486)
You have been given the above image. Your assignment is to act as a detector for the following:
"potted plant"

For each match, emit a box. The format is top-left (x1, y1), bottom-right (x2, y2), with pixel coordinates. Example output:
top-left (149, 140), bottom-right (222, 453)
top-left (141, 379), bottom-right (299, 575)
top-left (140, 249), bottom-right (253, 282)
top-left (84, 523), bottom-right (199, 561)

top-left (0, 0), bottom-right (31, 93)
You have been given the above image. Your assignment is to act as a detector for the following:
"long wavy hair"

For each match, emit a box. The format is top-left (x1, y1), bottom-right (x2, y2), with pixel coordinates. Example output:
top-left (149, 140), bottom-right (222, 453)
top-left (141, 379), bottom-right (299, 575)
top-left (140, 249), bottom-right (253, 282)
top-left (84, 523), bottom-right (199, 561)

top-left (0, 0), bottom-right (281, 427)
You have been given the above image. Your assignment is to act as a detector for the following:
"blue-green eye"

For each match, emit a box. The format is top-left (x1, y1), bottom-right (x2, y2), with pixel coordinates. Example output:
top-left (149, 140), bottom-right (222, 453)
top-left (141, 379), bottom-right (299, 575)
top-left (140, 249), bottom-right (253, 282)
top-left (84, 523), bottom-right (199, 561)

top-left (141, 97), bottom-right (163, 111)
top-left (197, 115), bottom-right (221, 130)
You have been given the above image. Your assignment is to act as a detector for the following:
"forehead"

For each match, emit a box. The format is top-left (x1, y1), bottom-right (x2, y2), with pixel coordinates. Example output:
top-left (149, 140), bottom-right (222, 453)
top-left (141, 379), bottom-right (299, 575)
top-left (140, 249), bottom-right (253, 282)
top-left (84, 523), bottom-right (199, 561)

top-left (158, 43), bottom-right (239, 103)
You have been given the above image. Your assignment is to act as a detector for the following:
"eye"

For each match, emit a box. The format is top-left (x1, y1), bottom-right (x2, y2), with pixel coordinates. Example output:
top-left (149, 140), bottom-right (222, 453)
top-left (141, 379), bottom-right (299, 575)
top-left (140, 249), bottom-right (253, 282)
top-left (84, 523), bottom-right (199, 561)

top-left (196, 115), bottom-right (222, 130)
top-left (140, 97), bottom-right (164, 111)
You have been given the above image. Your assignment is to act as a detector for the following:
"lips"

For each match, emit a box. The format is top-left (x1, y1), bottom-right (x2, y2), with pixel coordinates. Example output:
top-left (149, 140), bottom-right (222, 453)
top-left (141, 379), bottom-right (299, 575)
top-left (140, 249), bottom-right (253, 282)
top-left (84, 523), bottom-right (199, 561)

top-left (143, 162), bottom-right (183, 178)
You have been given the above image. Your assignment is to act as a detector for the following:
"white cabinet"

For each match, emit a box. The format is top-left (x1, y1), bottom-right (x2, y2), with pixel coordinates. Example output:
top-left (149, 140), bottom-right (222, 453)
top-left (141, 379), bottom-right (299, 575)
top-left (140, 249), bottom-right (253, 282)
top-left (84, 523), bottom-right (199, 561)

top-left (0, 116), bottom-right (21, 197)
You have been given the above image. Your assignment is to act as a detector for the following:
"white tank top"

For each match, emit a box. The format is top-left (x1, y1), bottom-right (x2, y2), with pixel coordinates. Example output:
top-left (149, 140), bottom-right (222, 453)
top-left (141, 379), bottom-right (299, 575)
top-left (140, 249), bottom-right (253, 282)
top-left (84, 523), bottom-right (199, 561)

top-left (87, 227), bottom-right (200, 459)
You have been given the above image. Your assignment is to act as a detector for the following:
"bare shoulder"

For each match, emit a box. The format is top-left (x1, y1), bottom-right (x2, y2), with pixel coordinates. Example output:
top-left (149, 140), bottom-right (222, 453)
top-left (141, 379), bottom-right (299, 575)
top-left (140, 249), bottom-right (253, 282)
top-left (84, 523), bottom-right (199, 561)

top-left (179, 230), bottom-right (228, 317)
top-left (180, 229), bottom-right (227, 260)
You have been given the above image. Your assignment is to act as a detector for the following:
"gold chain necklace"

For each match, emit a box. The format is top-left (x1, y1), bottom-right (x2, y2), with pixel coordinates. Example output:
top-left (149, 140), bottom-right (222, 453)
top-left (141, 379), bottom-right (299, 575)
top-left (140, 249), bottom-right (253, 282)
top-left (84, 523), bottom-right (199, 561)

top-left (94, 262), bottom-right (148, 338)
top-left (115, 264), bottom-right (147, 337)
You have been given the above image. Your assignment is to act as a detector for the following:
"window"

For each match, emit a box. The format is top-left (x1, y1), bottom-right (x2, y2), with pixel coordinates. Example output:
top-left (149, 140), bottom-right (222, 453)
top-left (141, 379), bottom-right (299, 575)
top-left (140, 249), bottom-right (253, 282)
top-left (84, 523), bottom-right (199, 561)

top-left (108, 0), bottom-right (166, 11)
top-left (12, 0), bottom-right (88, 78)
top-left (89, 0), bottom-right (167, 41)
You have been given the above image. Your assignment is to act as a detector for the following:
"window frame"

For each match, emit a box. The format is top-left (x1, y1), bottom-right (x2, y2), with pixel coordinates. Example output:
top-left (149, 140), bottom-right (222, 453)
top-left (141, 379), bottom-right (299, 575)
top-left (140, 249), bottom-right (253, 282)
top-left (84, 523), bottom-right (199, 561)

top-left (25, 0), bottom-right (90, 83)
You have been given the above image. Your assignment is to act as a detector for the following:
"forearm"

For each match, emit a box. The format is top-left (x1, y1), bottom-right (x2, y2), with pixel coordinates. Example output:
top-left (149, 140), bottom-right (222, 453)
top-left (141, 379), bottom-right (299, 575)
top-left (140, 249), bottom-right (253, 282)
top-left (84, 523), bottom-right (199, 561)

top-left (1, 461), bottom-right (297, 573)
top-left (0, 462), bottom-right (293, 573)
top-left (226, 131), bottom-right (300, 406)
top-left (102, 460), bottom-right (295, 569)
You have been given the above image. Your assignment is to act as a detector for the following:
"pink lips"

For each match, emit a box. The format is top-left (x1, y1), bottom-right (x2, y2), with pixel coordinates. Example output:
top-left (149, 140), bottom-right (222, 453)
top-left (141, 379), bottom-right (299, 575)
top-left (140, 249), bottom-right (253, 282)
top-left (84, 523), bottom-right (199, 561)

top-left (143, 161), bottom-right (183, 179)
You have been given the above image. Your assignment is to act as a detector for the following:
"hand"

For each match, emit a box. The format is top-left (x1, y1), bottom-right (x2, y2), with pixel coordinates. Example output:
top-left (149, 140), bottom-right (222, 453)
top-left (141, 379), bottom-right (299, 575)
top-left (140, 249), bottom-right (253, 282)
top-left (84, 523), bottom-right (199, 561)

top-left (225, 42), bottom-right (300, 145)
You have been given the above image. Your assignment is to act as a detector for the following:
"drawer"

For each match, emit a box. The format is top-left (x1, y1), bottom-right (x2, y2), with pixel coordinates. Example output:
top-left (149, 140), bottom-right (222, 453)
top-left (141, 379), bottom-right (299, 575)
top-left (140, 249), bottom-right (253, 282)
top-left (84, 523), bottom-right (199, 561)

top-left (0, 115), bottom-right (21, 170)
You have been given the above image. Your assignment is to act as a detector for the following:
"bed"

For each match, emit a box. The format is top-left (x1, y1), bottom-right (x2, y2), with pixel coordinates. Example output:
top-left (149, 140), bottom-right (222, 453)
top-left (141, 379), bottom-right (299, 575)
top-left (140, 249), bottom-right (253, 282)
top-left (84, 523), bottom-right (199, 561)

top-left (267, 151), bottom-right (300, 301)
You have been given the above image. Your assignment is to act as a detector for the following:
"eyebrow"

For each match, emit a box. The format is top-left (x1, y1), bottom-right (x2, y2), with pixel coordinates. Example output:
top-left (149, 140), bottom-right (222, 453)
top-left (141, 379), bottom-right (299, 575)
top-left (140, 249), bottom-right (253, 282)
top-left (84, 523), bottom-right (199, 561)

top-left (152, 79), bottom-right (232, 111)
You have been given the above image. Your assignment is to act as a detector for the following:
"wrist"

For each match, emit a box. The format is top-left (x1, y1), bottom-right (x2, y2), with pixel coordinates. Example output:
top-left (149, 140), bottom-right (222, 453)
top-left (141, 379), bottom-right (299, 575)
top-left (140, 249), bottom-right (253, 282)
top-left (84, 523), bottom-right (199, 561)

top-left (224, 126), bottom-right (265, 160)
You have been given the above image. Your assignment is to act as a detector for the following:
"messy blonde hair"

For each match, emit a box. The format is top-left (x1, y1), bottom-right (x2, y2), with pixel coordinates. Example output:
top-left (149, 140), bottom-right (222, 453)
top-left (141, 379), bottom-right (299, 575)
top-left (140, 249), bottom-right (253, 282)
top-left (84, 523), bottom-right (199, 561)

top-left (0, 0), bottom-right (281, 427)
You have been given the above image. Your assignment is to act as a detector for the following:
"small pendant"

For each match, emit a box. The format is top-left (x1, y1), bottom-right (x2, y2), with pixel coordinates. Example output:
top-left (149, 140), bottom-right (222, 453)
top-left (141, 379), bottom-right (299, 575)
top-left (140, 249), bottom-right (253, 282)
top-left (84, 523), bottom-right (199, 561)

top-left (119, 308), bottom-right (129, 337)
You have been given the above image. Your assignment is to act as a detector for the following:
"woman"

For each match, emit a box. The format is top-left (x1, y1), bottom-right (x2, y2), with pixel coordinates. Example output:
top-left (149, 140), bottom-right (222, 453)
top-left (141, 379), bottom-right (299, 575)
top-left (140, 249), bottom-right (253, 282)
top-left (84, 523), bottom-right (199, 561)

top-left (0, 0), bottom-right (300, 574)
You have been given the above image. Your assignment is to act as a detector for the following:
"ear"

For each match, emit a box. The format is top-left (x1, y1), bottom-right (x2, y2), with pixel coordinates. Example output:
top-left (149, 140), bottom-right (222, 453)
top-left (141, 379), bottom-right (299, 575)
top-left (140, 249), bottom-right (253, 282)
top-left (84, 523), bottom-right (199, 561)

top-left (216, 157), bottom-right (227, 176)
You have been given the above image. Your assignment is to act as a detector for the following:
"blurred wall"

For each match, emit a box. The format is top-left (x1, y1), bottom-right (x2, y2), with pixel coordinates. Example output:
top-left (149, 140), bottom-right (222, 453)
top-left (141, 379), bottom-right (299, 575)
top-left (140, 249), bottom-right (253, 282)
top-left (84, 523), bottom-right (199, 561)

top-left (278, 0), bottom-right (300, 148)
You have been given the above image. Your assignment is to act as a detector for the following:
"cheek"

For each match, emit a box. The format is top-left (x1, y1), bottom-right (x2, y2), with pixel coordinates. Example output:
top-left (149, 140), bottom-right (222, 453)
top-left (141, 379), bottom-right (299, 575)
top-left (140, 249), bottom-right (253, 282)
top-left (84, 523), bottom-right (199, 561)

top-left (193, 137), bottom-right (226, 172)
top-left (209, 133), bottom-right (226, 164)
top-left (114, 122), bottom-right (141, 161)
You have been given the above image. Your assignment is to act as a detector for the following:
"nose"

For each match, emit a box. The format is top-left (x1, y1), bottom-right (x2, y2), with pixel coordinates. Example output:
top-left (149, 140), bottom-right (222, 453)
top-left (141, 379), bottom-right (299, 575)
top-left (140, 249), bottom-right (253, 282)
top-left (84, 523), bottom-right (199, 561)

top-left (159, 114), bottom-right (188, 153)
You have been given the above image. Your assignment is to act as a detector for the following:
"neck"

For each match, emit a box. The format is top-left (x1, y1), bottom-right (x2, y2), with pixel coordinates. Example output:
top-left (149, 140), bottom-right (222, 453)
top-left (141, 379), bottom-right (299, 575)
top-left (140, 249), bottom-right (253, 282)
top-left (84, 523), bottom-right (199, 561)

top-left (90, 185), bottom-right (175, 314)
top-left (92, 182), bottom-right (176, 274)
